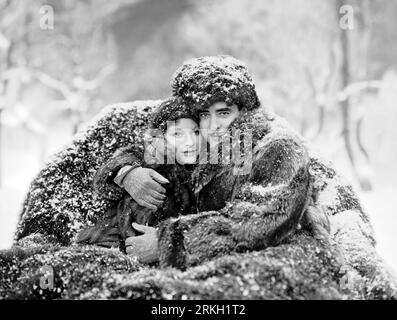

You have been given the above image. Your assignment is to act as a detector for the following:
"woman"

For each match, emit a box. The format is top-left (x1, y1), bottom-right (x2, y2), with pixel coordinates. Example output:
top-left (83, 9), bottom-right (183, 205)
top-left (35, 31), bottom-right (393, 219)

top-left (76, 97), bottom-right (200, 264)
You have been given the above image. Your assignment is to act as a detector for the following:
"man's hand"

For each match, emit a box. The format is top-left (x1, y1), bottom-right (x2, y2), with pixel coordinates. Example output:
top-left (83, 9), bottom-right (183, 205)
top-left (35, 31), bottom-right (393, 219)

top-left (122, 167), bottom-right (169, 210)
top-left (125, 223), bottom-right (160, 264)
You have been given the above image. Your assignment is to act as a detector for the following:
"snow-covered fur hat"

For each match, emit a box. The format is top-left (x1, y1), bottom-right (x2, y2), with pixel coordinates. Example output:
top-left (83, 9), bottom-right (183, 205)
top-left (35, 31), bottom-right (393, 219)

top-left (150, 97), bottom-right (198, 133)
top-left (171, 55), bottom-right (261, 112)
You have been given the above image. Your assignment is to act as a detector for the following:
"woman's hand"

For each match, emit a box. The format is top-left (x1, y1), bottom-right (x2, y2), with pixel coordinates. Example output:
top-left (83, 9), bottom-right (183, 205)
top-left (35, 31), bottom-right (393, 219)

top-left (125, 223), bottom-right (160, 263)
top-left (122, 167), bottom-right (169, 210)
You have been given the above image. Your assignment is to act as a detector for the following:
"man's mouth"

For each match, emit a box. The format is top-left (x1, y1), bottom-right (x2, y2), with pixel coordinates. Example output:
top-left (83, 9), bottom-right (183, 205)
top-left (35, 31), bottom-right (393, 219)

top-left (208, 130), bottom-right (227, 139)
top-left (183, 150), bottom-right (196, 157)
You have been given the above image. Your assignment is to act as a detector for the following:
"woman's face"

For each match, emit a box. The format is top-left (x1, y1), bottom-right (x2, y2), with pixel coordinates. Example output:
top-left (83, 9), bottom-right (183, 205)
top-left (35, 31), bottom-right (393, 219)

top-left (165, 118), bottom-right (201, 164)
top-left (198, 102), bottom-right (240, 147)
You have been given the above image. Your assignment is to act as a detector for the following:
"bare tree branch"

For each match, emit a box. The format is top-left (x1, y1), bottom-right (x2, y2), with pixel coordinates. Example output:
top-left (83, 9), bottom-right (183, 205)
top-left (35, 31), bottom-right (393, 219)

top-left (338, 80), bottom-right (385, 101)
top-left (355, 115), bottom-right (370, 163)
top-left (303, 38), bottom-right (338, 141)
top-left (33, 70), bottom-right (74, 100)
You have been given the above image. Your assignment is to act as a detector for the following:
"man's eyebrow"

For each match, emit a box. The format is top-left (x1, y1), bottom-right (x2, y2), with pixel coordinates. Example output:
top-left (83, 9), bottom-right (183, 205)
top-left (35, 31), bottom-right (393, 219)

top-left (215, 107), bottom-right (232, 112)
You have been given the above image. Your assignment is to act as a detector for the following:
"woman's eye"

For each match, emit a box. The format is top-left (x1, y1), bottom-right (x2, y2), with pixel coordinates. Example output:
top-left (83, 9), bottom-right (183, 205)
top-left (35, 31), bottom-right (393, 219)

top-left (199, 113), bottom-right (209, 119)
top-left (194, 130), bottom-right (200, 136)
top-left (173, 131), bottom-right (182, 137)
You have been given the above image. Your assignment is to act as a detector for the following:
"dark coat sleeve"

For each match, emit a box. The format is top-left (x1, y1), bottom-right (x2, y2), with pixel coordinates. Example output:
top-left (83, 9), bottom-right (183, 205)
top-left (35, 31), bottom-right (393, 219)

top-left (92, 145), bottom-right (144, 201)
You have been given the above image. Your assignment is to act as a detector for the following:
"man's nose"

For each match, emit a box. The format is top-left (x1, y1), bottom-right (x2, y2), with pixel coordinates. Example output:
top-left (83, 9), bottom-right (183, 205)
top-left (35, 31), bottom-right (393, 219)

top-left (208, 115), bottom-right (219, 132)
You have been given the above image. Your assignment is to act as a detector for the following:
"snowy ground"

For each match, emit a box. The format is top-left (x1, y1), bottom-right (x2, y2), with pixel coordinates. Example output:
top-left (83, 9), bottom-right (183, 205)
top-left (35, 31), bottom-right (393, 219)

top-left (0, 188), bottom-right (23, 248)
top-left (359, 187), bottom-right (397, 275)
top-left (0, 121), bottom-right (71, 250)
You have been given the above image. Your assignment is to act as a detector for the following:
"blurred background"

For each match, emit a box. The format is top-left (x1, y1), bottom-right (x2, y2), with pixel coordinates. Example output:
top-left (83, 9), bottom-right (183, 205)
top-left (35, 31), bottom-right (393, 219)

top-left (0, 0), bottom-right (396, 273)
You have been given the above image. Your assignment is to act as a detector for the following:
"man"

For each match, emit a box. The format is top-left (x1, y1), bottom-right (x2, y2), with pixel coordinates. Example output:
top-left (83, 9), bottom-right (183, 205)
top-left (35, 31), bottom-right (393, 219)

top-left (97, 56), bottom-right (311, 265)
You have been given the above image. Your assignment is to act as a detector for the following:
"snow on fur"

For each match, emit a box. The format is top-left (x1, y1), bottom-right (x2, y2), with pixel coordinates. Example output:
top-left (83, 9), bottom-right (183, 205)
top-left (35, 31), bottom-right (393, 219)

top-left (171, 55), bottom-right (261, 111)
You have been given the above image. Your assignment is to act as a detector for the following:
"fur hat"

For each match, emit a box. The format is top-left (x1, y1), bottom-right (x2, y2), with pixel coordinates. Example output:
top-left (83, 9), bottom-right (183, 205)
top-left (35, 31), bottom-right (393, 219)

top-left (171, 55), bottom-right (260, 112)
top-left (150, 97), bottom-right (198, 133)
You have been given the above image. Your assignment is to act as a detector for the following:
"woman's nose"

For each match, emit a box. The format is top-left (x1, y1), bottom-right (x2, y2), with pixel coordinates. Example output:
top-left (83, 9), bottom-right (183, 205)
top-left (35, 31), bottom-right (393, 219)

top-left (184, 132), bottom-right (195, 146)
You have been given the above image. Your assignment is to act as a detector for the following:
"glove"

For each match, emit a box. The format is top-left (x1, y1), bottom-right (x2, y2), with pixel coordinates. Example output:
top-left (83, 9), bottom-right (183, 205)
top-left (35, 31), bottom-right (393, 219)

top-left (120, 167), bottom-right (169, 210)
top-left (125, 223), bottom-right (160, 263)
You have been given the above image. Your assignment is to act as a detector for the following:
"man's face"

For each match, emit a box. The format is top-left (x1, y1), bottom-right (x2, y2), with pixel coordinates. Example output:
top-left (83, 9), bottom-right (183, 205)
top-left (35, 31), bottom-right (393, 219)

top-left (198, 102), bottom-right (240, 147)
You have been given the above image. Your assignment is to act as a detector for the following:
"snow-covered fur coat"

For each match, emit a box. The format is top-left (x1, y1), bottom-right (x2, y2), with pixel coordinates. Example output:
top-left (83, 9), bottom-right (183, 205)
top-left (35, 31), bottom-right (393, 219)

top-left (91, 107), bottom-right (312, 269)
top-left (1, 101), bottom-right (396, 299)
top-left (159, 108), bottom-right (312, 268)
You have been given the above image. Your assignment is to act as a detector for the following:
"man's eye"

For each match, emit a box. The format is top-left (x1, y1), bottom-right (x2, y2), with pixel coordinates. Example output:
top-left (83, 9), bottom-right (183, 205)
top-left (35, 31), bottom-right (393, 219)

top-left (194, 130), bottom-right (200, 136)
top-left (199, 113), bottom-right (209, 119)
top-left (173, 131), bottom-right (182, 136)
top-left (218, 111), bottom-right (230, 117)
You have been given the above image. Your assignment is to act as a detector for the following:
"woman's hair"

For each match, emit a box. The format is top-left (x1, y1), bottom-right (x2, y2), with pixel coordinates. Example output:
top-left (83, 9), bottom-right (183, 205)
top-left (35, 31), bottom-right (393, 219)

top-left (171, 55), bottom-right (261, 112)
top-left (146, 97), bottom-right (199, 165)
top-left (150, 97), bottom-right (198, 133)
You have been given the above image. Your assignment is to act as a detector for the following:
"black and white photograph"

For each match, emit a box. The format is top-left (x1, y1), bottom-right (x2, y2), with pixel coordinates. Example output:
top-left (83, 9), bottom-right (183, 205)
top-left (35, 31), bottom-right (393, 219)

top-left (0, 0), bottom-right (397, 303)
